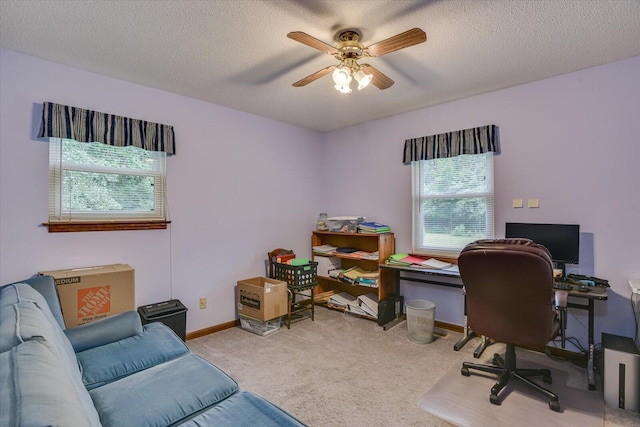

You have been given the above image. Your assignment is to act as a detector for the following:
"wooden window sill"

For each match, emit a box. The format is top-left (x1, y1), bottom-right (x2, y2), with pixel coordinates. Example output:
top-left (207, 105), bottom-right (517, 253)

top-left (43, 221), bottom-right (171, 233)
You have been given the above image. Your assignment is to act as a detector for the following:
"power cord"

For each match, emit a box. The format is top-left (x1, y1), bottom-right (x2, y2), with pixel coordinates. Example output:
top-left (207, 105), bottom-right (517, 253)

top-left (547, 336), bottom-right (589, 368)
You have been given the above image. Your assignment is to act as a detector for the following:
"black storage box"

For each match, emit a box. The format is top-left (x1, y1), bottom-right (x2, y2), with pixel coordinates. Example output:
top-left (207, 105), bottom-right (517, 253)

top-left (138, 299), bottom-right (188, 341)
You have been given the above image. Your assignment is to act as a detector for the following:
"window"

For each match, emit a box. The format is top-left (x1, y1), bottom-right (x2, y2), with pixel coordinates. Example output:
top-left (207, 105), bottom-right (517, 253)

top-left (412, 152), bottom-right (494, 256)
top-left (48, 138), bottom-right (167, 228)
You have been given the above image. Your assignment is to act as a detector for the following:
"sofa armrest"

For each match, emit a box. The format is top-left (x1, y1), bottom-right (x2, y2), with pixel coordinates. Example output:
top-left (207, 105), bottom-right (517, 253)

top-left (64, 311), bottom-right (143, 352)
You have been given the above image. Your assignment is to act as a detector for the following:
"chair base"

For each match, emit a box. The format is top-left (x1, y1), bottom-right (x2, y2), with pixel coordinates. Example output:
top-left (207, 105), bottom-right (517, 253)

top-left (460, 343), bottom-right (560, 411)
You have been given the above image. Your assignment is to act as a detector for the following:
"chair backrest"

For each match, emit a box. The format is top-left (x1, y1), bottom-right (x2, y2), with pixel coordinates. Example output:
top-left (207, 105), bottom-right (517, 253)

top-left (458, 239), bottom-right (556, 349)
top-left (267, 248), bottom-right (294, 279)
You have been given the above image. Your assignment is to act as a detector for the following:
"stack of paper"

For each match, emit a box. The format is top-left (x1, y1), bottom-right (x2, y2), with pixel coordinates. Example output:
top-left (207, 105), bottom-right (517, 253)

top-left (360, 251), bottom-right (379, 261)
top-left (385, 253), bottom-right (453, 270)
top-left (386, 253), bottom-right (411, 266)
top-left (312, 244), bottom-right (337, 254)
top-left (358, 222), bottom-right (391, 233)
top-left (418, 258), bottom-right (453, 269)
top-left (339, 267), bottom-right (379, 286)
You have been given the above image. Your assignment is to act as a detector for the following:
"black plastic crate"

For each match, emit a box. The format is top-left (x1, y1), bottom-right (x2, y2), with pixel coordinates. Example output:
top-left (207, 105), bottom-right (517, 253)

top-left (138, 299), bottom-right (188, 341)
top-left (273, 261), bottom-right (318, 290)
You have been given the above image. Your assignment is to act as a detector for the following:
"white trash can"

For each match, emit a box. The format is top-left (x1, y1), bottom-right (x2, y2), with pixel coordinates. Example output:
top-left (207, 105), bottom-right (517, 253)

top-left (405, 300), bottom-right (436, 344)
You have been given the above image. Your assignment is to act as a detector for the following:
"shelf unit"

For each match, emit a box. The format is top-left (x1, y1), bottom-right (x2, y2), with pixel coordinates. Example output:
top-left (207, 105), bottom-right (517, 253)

top-left (311, 231), bottom-right (395, 320)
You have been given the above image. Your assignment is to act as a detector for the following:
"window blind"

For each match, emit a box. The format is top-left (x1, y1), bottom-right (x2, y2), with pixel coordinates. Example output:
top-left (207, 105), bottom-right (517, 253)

top-left (412, 152), bottom-right (495, 256)
top-left (49, 139), bottom-right (166, 222)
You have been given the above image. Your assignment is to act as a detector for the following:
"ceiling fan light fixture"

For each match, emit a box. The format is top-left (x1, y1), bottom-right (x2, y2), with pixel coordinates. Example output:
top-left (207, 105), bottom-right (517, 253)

top-left (332, 66), bottom-right (351, 85)
top-left (289, 27), bottom-right (425, 92)
top-left (354, 69), bottom-right (372, 90)
top-left (334, 83), bottom-right (352, 94)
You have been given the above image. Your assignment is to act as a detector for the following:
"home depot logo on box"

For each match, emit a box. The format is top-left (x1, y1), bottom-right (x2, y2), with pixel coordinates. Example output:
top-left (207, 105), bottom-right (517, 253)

top-left (77, 285), bottom-right (111, 317)
top-left (39, 264), bottom-right (135, 328)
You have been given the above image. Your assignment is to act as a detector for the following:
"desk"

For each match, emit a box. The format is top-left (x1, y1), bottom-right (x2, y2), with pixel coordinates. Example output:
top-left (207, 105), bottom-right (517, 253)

top-left (380, 263), bottom-right (608, 390)
top-left (561, 286), bottom-right (608, 390)
top-left (378, 264), bottom-right (491, 355)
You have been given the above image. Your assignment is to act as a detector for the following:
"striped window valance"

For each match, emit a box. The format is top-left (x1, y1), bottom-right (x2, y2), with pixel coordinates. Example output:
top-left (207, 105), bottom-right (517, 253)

top-left (403, 124), bottom-right (499, 164)
top-left (38, 102), bottom-right (176, 155)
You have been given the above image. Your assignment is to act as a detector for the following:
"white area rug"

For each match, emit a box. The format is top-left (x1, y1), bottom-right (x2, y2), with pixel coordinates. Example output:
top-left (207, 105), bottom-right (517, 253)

top-left (418, 346), bottom-right (604, 427)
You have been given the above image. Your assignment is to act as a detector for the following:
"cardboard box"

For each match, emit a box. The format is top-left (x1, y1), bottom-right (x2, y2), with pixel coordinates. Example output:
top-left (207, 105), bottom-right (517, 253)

top-left (316, 256), bottom-right (342, 276)
top-left (237, 277), bottom-right (287, 321)
top-left (39, 264), bottom-right (135, 328)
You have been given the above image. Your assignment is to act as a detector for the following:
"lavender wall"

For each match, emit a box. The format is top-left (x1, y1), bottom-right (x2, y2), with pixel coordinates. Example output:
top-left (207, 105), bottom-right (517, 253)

top-left (324, 56), bottom-right (640, 350)
top-left (0, 49), bottom-right (325, 332)
top-left (2, 47), bottom-right (639, 347)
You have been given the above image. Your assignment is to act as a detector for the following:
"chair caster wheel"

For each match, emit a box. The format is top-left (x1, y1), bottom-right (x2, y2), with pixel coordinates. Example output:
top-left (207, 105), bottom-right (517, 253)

top-left (549, 400), bottom-right (560, 411)
top-left (543, 375), bottom-right (552, 384)
top-left (461, 367), bottom-right (470, 376)
top-left (489, 393), bottom-right (500, 405)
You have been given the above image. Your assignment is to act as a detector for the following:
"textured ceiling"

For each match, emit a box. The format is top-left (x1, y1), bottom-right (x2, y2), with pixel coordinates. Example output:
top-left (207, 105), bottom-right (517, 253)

top-left (1, 0), bottom-right (640, 132)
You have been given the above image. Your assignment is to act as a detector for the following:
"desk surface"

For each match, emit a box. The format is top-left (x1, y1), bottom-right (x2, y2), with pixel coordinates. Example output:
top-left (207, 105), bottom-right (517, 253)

top-left (380, 263), bottom-right (608, 299)
top-left (554, 282), bottom-right (609, 300)
top-left (379, 263), bottom-right (461, 277)
top-left (379, 263), bottom-right (463, 288)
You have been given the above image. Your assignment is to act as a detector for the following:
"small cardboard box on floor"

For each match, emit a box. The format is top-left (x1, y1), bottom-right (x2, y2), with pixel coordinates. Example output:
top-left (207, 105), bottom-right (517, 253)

top-left (38, 264), bottom-right (135, 328)
top-left (237, 277), bottom-right (288, 321)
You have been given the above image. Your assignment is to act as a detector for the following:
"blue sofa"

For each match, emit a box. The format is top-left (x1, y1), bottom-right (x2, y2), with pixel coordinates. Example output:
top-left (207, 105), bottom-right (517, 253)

top-left (0, 276), bottom-right (305, 426)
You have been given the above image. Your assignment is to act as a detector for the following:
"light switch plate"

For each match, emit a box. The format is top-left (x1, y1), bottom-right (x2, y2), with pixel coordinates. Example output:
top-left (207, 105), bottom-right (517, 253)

top-left (528, 198), bottom-right (539, 208)
top-left (512, 199), bottom-right (523, 208)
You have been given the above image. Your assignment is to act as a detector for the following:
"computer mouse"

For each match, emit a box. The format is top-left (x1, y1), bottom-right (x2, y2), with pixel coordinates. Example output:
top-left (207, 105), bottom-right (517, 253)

top-left (578, 285), bottom-right (590, 292)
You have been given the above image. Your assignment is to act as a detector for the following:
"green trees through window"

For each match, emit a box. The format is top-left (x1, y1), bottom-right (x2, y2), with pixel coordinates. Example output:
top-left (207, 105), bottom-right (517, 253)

top-left (412, 152), bottom-right (494, 254)
top-left (49, 139), bottom-right (166, 222)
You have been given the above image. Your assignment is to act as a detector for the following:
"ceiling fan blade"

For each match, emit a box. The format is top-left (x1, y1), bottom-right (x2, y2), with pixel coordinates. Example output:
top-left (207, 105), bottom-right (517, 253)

top-left (292, 65), bottom-right (336, 87)
top-left (365, 28), bottom-right (427, 57)
top-left (361, 64), bottom-right (394, 90)
top-left (287, 31), bottom-right (340, 55)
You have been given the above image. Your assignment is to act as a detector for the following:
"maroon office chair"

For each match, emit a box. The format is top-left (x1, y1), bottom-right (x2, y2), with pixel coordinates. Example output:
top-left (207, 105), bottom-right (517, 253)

top-left (457, 239), bottom-right (562, 411)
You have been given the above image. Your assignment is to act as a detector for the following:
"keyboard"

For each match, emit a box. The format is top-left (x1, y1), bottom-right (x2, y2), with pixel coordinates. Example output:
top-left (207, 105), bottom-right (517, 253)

top-left (553, 280), bottom-right (607, 294)
top-left (553, 281), bottom-right (574, 291)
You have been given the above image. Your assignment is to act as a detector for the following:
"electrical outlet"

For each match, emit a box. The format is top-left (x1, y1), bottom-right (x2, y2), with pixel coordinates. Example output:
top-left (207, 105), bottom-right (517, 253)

top-left (199, 297), bottom-right (207, 309)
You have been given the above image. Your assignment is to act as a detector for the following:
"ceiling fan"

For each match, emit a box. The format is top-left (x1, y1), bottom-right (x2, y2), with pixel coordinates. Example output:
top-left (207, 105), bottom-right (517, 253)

top-left (287, 27), bottom-right (426, 94)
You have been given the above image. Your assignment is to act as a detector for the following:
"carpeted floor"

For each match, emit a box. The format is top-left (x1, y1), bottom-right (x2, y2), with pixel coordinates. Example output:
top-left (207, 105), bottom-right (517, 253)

top-left (187, 307), bottom-right (640, 426)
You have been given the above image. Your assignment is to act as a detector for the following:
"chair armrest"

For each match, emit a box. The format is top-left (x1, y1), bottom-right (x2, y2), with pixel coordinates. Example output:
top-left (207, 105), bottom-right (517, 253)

top-left (64, 311), bottom-right (143, 352)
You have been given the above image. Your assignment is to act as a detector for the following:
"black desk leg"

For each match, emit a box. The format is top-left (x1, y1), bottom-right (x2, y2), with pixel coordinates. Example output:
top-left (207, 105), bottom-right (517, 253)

top-left (454, 291), bottom-right (475, 351)
top-left (587, 298), bottom-right (596, 390)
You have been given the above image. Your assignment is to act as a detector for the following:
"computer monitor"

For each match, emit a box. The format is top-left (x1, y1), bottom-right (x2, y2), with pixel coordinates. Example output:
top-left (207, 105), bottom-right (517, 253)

top-left (505, 222), bottom-right (580, 276)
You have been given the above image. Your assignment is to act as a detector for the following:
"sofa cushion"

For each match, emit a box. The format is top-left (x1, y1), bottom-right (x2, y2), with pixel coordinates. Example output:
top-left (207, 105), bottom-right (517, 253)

top-left (90, 353), bottom-right (240, 427)
top-left (0, 302), bottom-right (100, 412)
top-left (0, 340), bottom-right (102, 427)
top-left (0, 301), bottom-right (78, 366)
top-left (65, 310), bottom-right (144, 352)
top-left (16, 275), bottom-right (66, 328)
top-left (0, 281), bottom-right (64, 329)
top-left (78, 322), bottom-right (190, 389)
top-left (178, 391), bottom-right (307, 427)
